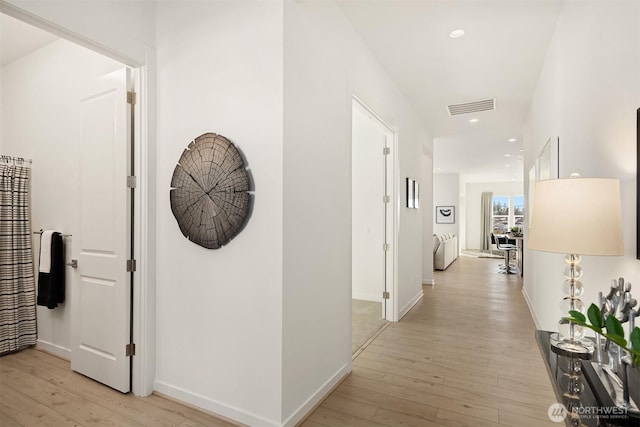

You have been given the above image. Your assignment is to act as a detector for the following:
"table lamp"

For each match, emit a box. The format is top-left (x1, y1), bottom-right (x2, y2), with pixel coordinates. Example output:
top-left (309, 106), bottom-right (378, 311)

top-left (528, 175), bottom-right (624, 355)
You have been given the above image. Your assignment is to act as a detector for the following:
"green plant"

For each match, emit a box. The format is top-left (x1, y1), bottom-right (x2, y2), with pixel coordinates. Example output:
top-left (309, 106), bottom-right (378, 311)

top-left (565, 303), bottom-right (640, 366)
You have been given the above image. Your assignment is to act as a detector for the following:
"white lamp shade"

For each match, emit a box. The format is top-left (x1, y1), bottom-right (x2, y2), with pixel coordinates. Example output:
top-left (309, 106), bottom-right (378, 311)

top-left (527, 178), bottom-right (624, 256)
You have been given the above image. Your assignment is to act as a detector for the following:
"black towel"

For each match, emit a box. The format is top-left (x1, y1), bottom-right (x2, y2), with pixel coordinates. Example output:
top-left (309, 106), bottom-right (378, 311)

top-left (37, 232), bottom-right (65, 309)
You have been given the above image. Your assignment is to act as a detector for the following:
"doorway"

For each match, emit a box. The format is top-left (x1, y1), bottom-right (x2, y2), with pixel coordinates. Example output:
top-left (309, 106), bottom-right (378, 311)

top-left (351, 98), bottom-right (396, 354)
top-left (1, 12), bottom-right (140, 393)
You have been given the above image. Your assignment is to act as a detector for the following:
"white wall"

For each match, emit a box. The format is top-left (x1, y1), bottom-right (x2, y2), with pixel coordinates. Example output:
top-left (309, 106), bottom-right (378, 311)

top-left (1, 39), bottom-right (123, 357)
top-left (465, 181), bottom-right (524, 250)
top-left (422, 145), bottom-right (434, 284)
top-left (283, 0), bottom-right (431, 422)
top-left (433, 173), bottom-right (459, 237)
top-left (4, 0), bottom-right (154, 65)
top-left (352, 102), bottom-right (385, 302)
top-left (154, 2), bottom-right (284, 425)
top-left (523, 1), bottom-right (640, 331)
top-left (0, 64), bottom-right (3, 150)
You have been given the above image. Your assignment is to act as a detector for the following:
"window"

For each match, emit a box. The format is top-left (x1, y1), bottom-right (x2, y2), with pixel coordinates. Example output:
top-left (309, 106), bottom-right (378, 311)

top-left (492, 195), bottom-right (524, 234)
top-left (513, 196), bottom-right (524, 228)
top-left (492, 196), bottom-right (509, 234)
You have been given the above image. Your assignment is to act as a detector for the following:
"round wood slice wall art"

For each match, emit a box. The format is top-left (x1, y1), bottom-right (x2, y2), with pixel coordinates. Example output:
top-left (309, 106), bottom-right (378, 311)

top-left (170, 133), bottom-right (251, 249)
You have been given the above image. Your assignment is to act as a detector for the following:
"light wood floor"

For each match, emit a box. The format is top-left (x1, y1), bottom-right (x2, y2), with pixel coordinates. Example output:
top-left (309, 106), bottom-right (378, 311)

top-left (352, 299), bottom-right (388, 354)
top-left (1, 256), bottom-right (558, 426)
top-left (302, 255), bottom-right (559, 427)
top-left (0, 347), bottom-right (238, 426)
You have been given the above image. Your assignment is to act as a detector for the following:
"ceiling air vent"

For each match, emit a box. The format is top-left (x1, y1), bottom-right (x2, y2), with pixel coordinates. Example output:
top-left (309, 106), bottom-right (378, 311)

top-left (447, 98), bottom-right (496, 116)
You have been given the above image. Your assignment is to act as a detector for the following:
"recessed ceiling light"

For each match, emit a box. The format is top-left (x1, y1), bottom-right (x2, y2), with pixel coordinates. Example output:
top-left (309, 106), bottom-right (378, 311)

top-left (449, 29), bottom-right (465, 38)
top-left (469, 118), bottom-right (479, 123)
top-left (520, 149), bottom-right (525, 152)
top-left (505, 164), bottom-right (511, 167)
top-left (508, 138), bottom-right (517, 142)
top-left (504, 154), bottom-right (511, 157)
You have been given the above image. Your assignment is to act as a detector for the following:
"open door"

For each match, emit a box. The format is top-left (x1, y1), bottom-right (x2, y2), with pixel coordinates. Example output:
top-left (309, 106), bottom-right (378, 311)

top-left (71, 68), bottom-right (132, 393)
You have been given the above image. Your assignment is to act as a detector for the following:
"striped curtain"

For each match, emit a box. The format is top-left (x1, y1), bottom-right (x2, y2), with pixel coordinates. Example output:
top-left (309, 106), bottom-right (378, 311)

top-left (0, 163), bottom-right (37, 354)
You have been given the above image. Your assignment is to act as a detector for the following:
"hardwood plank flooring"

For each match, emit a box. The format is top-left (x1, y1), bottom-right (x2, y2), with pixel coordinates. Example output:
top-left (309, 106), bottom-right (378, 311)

top-left (302, 255), bottom-right (559, 427)
top-left (352, 299), bottom-right (388, 354)
top-left (0, 349), bottom-right (237, 427)
top-left (1, 256), bottom-right (557, 426)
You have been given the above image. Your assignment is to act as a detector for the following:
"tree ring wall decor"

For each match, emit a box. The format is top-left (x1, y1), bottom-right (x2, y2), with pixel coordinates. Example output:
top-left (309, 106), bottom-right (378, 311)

top-left (170, 133), bottom-right (253, 249)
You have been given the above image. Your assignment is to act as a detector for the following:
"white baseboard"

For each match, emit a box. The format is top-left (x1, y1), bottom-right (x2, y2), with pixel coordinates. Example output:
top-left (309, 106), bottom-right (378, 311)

top-left (36, 339), bottom-right (70, 360)
top-left (155, 361), bottom-right (350, 427)
top-left (399, 289), bottom-right (424, 320)
top-left (422, 279), bottom-right (435, 286)
top-left (351, 292), bottom-right (382, 302)
top-left (522, 288), bottom-right (541, 329)
top-left (154, 380), bottom-right (279, 426)
top-left (282, 362), bottom-right (350, 427)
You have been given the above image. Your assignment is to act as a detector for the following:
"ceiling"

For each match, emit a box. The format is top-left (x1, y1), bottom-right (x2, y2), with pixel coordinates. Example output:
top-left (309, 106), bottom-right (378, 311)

top-left (338, 0), bottom-right (564, 183)
top-left (1, 2), bottom-right (563, 182)
top-left (0, 13), bottom-right (58, 67)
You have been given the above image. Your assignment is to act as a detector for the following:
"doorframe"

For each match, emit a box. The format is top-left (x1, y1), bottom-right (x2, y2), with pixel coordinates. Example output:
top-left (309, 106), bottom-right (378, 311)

top-left (0, 1), bottom-right (156, 396)
top-left (351, 95), bottom-right (398, 322)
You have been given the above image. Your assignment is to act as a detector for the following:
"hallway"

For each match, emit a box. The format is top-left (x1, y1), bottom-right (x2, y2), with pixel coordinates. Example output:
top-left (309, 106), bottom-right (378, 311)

top-left (303, 255), bottom-right (558, 426)
top-left (0, 256), bottom-right (558, 426)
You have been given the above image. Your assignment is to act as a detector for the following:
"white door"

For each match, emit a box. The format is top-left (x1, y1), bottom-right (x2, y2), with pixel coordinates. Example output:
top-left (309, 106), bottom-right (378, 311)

top-left (71, 68), bottom-right (132, 393)
top-left (383, 132), bottom-right (395, 321)
top-left (352, 104), bottom-right (385, 307)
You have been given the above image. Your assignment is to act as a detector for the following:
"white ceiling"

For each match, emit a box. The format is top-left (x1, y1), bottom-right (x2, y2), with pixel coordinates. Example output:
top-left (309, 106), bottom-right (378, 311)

top-left (0, 13), bottom-right (58, 67)
top-left (338, 0), bottom-right (564, 183)
top-left (1, 2), bottom-right (562, 183)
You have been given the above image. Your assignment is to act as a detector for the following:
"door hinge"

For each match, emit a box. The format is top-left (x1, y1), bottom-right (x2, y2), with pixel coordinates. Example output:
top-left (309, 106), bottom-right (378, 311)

top-left (383, 243), bottom-right (390, 251)
top-left (127, 176), bottom-right (137, 188)
top-left (127, 91), bottom-right (137, 105)
top-left (126, 343), bottom-right (135, 357)
top-left (127, 259), bottom-right (137, 272)
top-left (383, 291), bottom-right (390, 300)
top-left (383, 195), bottom-right (390, 203)
top-left (383, 147), bottom-right (390, 155)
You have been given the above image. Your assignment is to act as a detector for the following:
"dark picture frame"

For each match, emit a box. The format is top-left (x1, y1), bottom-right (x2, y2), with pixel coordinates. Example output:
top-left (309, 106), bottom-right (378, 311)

top-left (405, 177), bottom-right (420, 209)
top-left (436, 206), bottom-right (455, 224)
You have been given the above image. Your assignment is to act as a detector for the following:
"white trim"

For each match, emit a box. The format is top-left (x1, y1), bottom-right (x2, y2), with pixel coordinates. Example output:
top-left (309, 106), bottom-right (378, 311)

top-left (522, 288), bottom-right (542, 329)
top-left (399, 289), bottom-right (424, 320)
top-left (1, 1), bottom-right (155, 397)
top-left (422, 279), bottom-right (435, 286)
top-left (36, 340), bottom-right (71, 360)
top-left (131, 50), bottom-right (156, 397)
top-left (0, 1), bottom-right (141, 67)
top-left (390, 129), bottom-right (400, 322)
top-left (153, 380), bottom-right (279, 427)
top-left (282, 363), bottom-right (351, 427)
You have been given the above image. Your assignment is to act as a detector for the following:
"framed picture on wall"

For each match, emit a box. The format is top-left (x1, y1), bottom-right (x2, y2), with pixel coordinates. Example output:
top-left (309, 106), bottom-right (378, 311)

top-left (436, 206), bottom-right (455, 224)
top-left (406, 178), bottom-right (415, 208)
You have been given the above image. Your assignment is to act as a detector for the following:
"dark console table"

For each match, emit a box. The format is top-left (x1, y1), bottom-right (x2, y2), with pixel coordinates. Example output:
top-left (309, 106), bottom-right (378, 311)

top-left (536, 330), bottom-right (639, 426)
